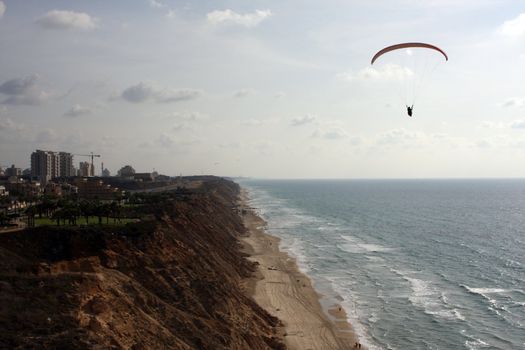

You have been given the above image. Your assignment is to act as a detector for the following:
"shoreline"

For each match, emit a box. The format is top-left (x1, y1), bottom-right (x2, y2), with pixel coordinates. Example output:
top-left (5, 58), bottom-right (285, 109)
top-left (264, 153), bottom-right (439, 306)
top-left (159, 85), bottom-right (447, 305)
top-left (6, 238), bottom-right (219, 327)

top-left (240, 189), bottom-right (361, 350)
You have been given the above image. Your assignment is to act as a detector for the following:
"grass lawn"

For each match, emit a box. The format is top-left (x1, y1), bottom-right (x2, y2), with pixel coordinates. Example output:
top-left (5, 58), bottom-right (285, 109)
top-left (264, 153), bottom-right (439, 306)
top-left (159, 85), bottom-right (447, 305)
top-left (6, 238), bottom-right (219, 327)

top-left (35, 216), bottom-right (137, 227)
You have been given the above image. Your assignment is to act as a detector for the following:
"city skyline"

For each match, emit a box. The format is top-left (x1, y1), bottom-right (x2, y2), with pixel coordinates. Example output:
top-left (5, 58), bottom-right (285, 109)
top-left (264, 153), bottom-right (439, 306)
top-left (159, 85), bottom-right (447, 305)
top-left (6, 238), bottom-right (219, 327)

top-left (1, 1), bottom-right (525, 178)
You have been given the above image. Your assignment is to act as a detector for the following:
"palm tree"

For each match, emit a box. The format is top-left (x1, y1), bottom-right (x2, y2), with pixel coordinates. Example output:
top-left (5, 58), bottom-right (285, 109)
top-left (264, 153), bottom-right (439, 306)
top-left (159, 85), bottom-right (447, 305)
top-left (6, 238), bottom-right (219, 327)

top-left (79, 200), bottom-right (93, 225)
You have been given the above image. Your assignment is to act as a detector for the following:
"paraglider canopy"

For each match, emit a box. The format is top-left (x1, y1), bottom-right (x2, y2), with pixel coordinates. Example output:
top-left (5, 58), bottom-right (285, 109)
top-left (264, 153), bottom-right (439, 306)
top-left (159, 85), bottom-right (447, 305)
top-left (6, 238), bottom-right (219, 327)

top-left (371, 42), bottom-right (448, 65)
top-left (370, 42), bottom-right (448, 116)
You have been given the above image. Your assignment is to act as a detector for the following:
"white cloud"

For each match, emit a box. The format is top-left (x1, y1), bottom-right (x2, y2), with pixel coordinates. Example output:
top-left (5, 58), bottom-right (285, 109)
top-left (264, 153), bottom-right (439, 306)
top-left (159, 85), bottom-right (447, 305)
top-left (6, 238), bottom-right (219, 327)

top-left (148, 0), bottom-right (165, 9)
top-left (207, 9), bottom-right (272, 27)
top-left (339, 64), bottom-right (413, 82)
top-left (475, 139), bottom-right (492, 148)
top-left (0, 74), bottom-right (50, 106)
top-left (166, 10), bottom-right (176, 19)
top-left (376, 128), bottom-right (425, 146)
top-left (498, 13), bottom-right (525, 38)
top-left (502, 97), bottom-right (525, 108)
top-left (37, 10), bottom-right (98, 31)
top-left (510, 120), bottom-right (525, 129)
top-left (481, 121), bottom-right (506, 129)
top-left (168, 111), bottom-right (208, 121)
top-left (147, 0), bottom-right (176, 19)
top-left (312, 127), bottom-right (348, 140)
top-left (291, 115), bottom-right (316, 126)
top-left (121, 82), bottom-right (201, 103)
top-left (0, 2), bottom-right (6, 18)
top-left (64, 104), bottom-right (92, 118)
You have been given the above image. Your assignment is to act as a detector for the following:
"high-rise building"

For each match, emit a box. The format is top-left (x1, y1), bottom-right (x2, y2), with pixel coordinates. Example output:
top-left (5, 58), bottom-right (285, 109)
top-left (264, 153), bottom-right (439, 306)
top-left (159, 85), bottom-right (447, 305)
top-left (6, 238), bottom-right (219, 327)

top-left (31, 150), bottom-right (77, 184)
top-left (78, 161), bottom-right (94, 177)
top-left (31, 150), bottom-right (59, 184)
top-left (58, 152), bottom-right (75, 177)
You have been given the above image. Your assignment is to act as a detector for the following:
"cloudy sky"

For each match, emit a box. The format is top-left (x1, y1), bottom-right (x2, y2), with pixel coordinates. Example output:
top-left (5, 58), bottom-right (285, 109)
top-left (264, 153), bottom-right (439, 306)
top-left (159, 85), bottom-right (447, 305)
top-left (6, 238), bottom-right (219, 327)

top-left (1, 0), bottom-right (525, 178)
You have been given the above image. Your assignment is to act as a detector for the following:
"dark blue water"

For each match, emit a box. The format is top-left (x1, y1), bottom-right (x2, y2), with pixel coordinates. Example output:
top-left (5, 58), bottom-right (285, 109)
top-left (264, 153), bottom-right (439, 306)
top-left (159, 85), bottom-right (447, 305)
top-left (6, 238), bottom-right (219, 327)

top-left (239, 179), bottom-right (525, 350)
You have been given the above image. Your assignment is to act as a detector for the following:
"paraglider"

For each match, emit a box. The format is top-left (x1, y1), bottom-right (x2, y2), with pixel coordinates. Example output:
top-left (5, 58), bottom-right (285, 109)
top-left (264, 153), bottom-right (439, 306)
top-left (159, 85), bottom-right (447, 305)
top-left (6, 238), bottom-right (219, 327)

top-left (371, 42), bottom-right (448, 117)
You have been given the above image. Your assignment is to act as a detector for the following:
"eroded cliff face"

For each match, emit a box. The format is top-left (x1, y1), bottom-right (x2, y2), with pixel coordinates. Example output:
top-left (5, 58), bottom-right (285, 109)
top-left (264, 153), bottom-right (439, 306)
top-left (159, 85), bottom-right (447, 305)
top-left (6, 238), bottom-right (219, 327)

top-left (0, 178), bottom-right (285, 349)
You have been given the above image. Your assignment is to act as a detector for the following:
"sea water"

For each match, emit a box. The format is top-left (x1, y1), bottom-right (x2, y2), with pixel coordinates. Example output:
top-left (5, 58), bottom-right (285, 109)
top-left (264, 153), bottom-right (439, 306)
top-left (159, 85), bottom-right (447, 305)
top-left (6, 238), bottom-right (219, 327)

top-left (239, 179), bottom-right (525, 350)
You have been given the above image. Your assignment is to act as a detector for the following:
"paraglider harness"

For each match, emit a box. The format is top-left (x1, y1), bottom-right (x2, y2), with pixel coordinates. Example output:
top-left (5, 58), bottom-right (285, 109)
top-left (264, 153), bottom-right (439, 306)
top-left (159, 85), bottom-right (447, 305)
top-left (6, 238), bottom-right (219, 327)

top-left (406, 105), bottom-right (413, 117)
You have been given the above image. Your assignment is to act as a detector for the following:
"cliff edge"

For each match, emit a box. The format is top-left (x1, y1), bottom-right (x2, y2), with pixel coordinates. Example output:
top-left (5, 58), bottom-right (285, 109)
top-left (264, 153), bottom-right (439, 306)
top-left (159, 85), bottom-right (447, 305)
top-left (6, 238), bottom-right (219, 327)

top-left (0, 177), bottom-right (285, 349)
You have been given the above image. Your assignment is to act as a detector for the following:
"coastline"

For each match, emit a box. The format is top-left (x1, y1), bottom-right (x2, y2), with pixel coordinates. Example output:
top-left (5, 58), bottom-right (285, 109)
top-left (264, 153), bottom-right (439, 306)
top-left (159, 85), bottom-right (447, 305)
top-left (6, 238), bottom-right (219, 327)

top-left (240, 189), bottom-right (360, 350)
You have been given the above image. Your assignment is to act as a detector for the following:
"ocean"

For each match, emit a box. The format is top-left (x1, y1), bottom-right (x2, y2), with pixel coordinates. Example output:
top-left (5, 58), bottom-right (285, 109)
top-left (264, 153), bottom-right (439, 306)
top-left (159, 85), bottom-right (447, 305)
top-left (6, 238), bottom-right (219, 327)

top-left (239, 179), bottom-right (525, 350)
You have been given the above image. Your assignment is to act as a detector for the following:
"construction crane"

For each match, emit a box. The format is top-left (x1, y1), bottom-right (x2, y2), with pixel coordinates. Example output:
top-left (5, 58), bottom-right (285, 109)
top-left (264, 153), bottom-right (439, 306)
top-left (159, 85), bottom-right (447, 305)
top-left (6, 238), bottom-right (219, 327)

top-left (74, 152), bottom-right (101, 176)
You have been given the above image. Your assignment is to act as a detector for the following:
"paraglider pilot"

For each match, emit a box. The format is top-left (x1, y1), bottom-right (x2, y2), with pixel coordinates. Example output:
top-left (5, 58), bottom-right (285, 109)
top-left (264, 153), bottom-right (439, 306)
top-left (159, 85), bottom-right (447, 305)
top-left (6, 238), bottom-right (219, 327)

top-left (406, 105), bottom-right (413, 117)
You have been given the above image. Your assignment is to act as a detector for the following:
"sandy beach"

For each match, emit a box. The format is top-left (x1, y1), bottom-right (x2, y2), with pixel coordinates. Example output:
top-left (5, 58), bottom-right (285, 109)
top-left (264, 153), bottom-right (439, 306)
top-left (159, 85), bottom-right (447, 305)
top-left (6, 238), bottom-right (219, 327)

top-left (240, 191), bottom-right (361, 350)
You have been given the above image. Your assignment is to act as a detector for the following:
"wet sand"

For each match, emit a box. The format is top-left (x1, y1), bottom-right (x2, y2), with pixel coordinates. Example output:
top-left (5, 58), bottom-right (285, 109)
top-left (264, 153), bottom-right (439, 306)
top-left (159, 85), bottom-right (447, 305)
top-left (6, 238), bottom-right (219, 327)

top-left (240, 192), bottom-right (362, 350)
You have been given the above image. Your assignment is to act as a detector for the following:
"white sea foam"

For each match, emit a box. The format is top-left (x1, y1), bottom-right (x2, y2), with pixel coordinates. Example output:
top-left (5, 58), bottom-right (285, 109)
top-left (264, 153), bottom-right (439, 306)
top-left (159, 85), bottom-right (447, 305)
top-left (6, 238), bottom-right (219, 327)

top-left (280, 237), bottom-right (311, 274)
top-left (464, 286), bottom-right (507, 295)
top-left (340, 235), bottom-right (394, 253)
top-left (393, 271), bottom-right (465, 321)
top-left (465, 338), bottom-right (490, 350)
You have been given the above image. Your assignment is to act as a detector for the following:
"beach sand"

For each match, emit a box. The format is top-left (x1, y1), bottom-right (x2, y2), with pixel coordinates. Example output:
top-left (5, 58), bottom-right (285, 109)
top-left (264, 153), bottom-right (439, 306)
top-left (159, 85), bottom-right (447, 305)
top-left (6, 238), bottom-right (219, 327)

top-left (240, 192), bottom-right (361, 350)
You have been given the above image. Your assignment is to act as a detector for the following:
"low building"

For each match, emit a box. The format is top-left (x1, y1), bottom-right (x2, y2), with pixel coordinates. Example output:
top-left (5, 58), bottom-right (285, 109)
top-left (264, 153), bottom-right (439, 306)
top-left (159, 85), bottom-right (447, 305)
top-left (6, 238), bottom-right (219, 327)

top-left (5, 180), bottom-right (42, 198)
top-left (0, 185), bottom-right (8, 197)
top-left (5, 165), bottom-right (21, 177)
top-left (75, 178), bottom-right (124, 200)
top-left (134, 173), bottom-right (154, 182)
top-left (44, 182), bottom-right (63, 197)
top-left (155, 174), bottom-right (171, 181)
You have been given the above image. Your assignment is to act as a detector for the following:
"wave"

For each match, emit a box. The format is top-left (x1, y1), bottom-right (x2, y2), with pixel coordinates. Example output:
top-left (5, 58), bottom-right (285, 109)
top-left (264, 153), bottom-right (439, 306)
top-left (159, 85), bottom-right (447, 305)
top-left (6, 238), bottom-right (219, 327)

top-left (463, 334), bottom-right (490, 350)
top-left (392, 270), bottom-right (465, 321)
top-left (463, 286), bottom-right (508, 295)
top-left (340, 235), bottom-right (395, 253)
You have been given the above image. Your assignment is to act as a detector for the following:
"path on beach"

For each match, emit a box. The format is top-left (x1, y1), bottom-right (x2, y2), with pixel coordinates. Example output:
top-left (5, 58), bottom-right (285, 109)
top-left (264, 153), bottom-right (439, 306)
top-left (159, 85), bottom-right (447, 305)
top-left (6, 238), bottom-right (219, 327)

top-left (242, 208), bottom-right (358, 350)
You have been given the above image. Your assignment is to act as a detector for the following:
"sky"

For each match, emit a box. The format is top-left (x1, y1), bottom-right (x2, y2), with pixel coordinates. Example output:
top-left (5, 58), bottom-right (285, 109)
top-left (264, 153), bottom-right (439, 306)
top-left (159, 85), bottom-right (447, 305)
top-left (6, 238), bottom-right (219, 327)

top-left (1, 0), bottom-right (525, 178)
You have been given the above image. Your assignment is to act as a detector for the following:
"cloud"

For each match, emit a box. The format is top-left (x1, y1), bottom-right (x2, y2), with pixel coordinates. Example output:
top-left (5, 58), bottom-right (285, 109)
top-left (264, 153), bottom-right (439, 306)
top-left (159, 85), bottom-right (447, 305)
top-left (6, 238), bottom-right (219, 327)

top-left (498, 13), bottom-right (525, 38)
top-left (207, 9), bottom-right (272, 27)
top-left (0, 75), bottom-right (39, 95)
top-left (338, 64), bottom-right (413, 82)
top-left (233, 89), bottom-right (254, 98)
top-left (147, 0), bottom-right (175, 19)
top-left (0, 2), bottom-right (6, 18)
top-left (36, 129), bottom-right (59, 143)
top-left (510, 120), bottom-right (525, 129)
top-left (156, 88), bottom-right (201, 103)
top-left (0, 118), bottom-right (23, 132)
top-left (475, 140), bottom-right (492, 148)
top-left (481, 121), bottom-right (506, 129)
top-left (311, 127), bottom-right (348, 140)
top-left (376, 128), bottom-right (425, 146)
top-left (36, 10), bottom-right (98, 31)
top-left (291, 115), bottom-right (316, 126)
top-left (502, 97), bottom-right (525, 108)
top-left (152, 133), bottom-right (200, 150)
top-left (148, 0), bottom-right (165, 8)
top-left (168, 111), bottom-right (208, 121)
top-left (0, 74), bottom-right (50, 105)
top-left (121, 82), bottom-right (201, 103)
top-left (64, 104), bottom-right (92, 118)
top-left (241, 119), bottom-right (263, 126)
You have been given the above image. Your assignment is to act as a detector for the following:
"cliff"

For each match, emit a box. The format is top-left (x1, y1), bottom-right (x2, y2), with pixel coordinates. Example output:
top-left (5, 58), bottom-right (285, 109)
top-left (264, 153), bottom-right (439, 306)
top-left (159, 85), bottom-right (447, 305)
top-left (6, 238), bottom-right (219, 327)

top-left (0, 178), bottom-right (285, 349)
